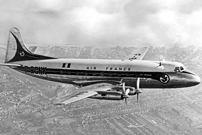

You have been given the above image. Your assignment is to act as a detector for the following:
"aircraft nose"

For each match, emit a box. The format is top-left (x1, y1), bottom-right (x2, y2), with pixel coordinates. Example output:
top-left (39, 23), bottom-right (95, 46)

top-left (193, 75), bottom-right (201, 85)
top-left (188, 74), bottom-right (201, 86)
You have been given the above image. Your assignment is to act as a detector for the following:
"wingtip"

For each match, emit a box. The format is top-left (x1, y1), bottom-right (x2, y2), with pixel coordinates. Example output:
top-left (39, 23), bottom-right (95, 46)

top-left (52, 102), bottom-right (65, 106)
top-left (52, 100), bottom-right (65, 106)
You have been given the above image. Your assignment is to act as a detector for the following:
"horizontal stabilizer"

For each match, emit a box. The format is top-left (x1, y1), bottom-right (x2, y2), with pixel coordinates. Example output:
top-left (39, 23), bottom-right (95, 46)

top-left (0, 63), bottom-right (21, 67)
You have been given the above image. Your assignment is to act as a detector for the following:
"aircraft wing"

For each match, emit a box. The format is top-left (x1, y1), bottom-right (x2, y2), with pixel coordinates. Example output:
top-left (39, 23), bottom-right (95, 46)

top-left (53, 87), bottom-right (110, 105)
top-left (125, 47), bottom-right (149, 60)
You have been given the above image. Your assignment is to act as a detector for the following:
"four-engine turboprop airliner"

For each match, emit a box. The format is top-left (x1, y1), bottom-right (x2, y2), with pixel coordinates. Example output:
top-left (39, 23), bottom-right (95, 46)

top-left (0, 27), bottom-right (200, 105)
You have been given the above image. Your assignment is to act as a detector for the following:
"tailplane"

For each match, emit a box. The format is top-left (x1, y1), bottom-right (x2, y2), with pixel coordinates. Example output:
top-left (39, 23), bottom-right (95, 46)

top-left (5, 27), bottom-right (55, 63)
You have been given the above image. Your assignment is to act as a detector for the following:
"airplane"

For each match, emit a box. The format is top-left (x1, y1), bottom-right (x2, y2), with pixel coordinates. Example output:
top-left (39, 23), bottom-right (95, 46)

top-left (0, 27), bottom-right (200, 105)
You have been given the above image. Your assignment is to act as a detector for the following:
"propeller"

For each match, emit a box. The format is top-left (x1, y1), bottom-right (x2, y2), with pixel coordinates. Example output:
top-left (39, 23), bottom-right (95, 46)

top-left (120, 79), bottom-right (142, 104)
top-left (121, 82), bottom-right (130, 104)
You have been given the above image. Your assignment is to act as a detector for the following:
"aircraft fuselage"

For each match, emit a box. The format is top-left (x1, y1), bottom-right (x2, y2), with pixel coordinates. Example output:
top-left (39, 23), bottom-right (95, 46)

top-left (11, 59), bottom-right (201, 89)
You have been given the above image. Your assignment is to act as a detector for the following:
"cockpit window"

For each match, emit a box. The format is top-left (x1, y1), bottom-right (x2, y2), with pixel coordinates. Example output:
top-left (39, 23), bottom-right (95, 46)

top-left (174, 67), bottom-right (180, 72)
top-left (180, 66), bottom-right (184, 71)
top-left (174, 66), bottom-right (184, 72)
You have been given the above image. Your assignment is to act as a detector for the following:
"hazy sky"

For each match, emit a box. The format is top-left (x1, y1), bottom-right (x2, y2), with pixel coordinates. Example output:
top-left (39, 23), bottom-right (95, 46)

top-left (0, 0), bottom-right (202, 47)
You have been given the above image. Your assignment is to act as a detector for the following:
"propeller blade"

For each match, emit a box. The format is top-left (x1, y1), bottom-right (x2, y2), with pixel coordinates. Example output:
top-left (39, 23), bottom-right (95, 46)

top-left (137, 93), bottom-right (139, 103)
top-left (137, 78), bottom-right (140, 89)
top-left (125, 98), bottom-right (127, 105)
top-left (122, 82), bottom-right (125, 94)
top-left (136, 78), bottom-right (141, 103)
top-left (125, 89), bottom-right (130, 96)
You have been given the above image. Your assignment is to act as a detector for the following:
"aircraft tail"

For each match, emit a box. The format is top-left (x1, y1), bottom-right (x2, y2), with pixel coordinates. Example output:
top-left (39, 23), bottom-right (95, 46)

top-left (5, 27), bottom-right (55, 63)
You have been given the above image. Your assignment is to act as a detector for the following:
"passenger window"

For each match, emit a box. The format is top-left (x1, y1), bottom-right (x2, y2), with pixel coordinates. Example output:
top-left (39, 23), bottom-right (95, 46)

top-left (174, 67), bottom-right (180, 72)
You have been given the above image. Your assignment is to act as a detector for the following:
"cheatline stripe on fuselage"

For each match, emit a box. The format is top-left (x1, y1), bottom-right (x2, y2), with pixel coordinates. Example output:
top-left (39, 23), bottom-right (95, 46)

top-left (14, 66), bottom-right (170, 81)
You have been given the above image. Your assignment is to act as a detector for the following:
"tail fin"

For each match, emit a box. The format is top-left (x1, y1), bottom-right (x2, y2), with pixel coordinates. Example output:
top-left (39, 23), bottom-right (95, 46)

top-left (5, 27), bottom-right (55, 63)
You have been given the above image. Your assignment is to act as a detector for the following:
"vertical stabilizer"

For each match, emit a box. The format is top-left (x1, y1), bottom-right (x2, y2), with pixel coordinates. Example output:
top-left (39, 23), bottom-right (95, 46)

top-left (5, 27), bottom-right (55, 63)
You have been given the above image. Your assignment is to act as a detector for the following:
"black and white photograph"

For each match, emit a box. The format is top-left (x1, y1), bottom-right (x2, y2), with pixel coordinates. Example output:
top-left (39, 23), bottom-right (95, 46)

top-left (0, 0), bottom-right (202, 135)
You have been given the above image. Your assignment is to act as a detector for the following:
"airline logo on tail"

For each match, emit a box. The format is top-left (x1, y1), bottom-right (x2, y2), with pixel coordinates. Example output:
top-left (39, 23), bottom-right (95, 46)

top-left (5, 27), bottom-right (55, 63)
